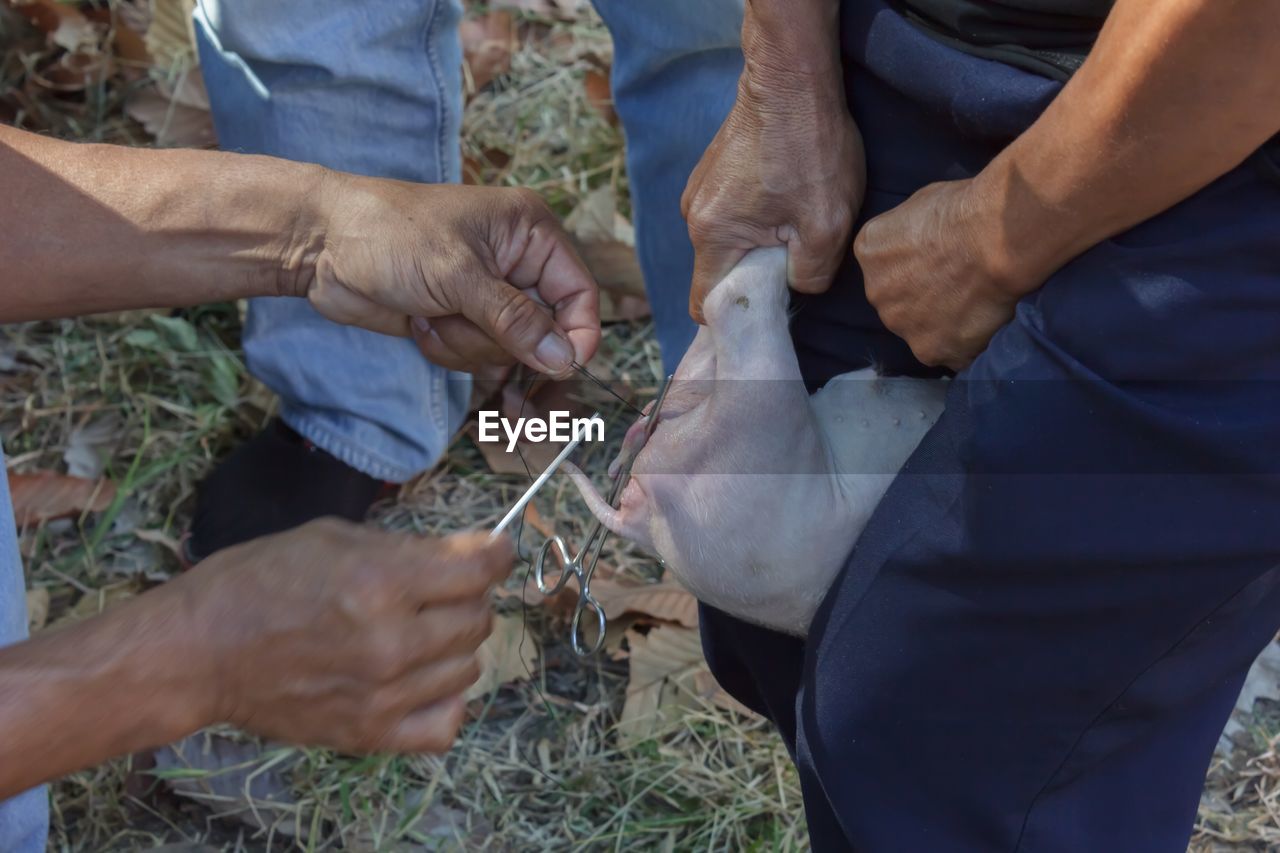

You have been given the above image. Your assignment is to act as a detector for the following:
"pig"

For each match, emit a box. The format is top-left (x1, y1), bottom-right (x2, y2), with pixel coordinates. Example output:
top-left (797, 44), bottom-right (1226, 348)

top-left (566, 248), bottom-right (947, 637)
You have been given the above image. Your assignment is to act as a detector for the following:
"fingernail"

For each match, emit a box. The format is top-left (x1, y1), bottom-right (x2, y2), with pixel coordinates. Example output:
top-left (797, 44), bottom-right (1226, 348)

top-left (534, 332), bottom-right (573, 372)
top-left (411, 316), bottom-right (430, 334)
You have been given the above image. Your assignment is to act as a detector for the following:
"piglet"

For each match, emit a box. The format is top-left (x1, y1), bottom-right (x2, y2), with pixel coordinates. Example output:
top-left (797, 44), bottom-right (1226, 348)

top-left (567, 248), bottom-right (946, 637)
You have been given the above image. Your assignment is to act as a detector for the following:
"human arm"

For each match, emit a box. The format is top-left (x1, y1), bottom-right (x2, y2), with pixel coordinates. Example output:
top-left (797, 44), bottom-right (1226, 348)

top-left (855, 0), bottom-right (1280, 369)
top-left (0, 124), bottom-right (599, 374)
top-left (0, 520), bottom-right (511, 799)
top-left (681, 0), bottom-right (863, 322)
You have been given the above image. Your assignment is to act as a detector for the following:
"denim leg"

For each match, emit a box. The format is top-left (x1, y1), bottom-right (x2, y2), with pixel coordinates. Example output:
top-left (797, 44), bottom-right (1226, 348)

top-left (194, 0), bottom-right (470, 481)
top-left (0, 448), bottom-right (49, 853)
top-left (593, 0), bottom-right (744, 373)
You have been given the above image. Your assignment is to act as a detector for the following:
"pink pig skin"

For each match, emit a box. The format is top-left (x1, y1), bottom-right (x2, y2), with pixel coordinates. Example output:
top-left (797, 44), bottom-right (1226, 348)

top-left (567, 248), bottom-right (946, 637)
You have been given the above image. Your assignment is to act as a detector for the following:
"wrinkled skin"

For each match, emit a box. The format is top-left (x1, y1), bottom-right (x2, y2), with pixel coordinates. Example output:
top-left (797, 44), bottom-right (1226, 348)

top-left (568, 249), bottom-right (946, 636)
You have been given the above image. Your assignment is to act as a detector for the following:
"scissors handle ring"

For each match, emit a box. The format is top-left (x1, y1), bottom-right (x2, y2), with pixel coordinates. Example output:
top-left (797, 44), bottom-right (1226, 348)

top-left (534, 535), bottom-right (575, 595)
top-left (570, 592), bottom-right (607, 657)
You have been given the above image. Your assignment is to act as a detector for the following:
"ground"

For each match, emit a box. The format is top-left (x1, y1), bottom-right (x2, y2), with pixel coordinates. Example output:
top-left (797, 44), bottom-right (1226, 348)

top-left (1, 2), bottom-right (1278, 851)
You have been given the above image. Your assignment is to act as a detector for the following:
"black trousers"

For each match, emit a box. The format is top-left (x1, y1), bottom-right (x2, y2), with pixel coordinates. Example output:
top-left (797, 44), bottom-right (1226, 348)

top-left (699, 3), bottom-right (1280, 850)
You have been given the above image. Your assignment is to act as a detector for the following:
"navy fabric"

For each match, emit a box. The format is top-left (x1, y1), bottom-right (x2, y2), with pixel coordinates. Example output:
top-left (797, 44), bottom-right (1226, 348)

top-left (698, 2), bottom-right (1280, 851)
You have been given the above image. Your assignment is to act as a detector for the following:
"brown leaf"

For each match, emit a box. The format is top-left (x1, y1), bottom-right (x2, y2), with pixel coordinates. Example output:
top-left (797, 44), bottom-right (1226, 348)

top-left (573, 239), bottom-right (646, 299)
top-left (590, 578), bottom-right (699, 629)
top-left (462, 146), bottom-right (512, 185)
top-left (565, 186), bottom-right (646, 298)
top-left (599, 290), bottom-right (651, 323)
top-left (460, 10), bottom-right (517, 94)
top-left (583, 66), bottom-right (616, 126)
top-left (466, 611), bottom-right (538, 699)
top-left (8, 470), bottom-right (115, 527)
top-left (10, 0), bottom-right (99, 51)
top-left (618, 624), bottom-right (713, 744)
top-left (125, 81), bottom-right (216, 147)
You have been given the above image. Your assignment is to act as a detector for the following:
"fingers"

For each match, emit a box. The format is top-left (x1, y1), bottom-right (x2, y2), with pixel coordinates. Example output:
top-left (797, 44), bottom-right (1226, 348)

top-left (383, 695), bottom-right (468, 754)
top-left (783, 213), bottom-right (854, 295)
top-left (411, 315), bottom-right (514, 372)
top-left (401, 531), bottom-right (514, 606)
top-left (455, 274), bottom-right (579, 376)
top-left (490, 191), bottom-right (601, 371)
top-left (409, 597), bottom-right (494, 663)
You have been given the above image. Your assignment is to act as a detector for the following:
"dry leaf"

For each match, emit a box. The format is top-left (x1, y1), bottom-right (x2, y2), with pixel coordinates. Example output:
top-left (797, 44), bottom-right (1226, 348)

top-left (590, 578), bottom-right (699, 629)
top-left (460, 10), bottom-right (517, 94)
top-left (565, 186), bottom-right (645, 298)
top-left (599, 290), bottom-right (651, 323)
top-left (8, 470), bottom-right (116, 527)
top-left (50, 579), bottom-right (143, 630)
top-left (462, 146), bottom-right (512, 185)
top-left (10, 0), bottom-right (99, 51)
top-left (29, 50), bottom-right (113, 93)
top-left (25, 587), bottom-right (49, 633)
top-left (573, 239), bottom-right (646, 299)
top-left (152, 732), bottom-right (301, 836)
top-left (617, 624), bottom-right (711, 744)
top-left (125, 81), bottom-right (216, 147)
top-left (466, 612), bottom-right (537, 699)
top-left (144, 0), bottom-right (197, 74)
top-left (583, 66), bottom-right (616, 126)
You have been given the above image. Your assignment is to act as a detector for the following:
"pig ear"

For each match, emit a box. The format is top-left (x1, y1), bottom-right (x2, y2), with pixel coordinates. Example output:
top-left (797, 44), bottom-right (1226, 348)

top-left (563, 463), bottom-right (647, 541)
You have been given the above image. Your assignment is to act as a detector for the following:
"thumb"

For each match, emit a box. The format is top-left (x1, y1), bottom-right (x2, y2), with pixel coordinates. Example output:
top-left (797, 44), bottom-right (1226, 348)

top-left (460, 277), bottom-right (575, 375)
top-left (688, 242), bottom-right (748, 326)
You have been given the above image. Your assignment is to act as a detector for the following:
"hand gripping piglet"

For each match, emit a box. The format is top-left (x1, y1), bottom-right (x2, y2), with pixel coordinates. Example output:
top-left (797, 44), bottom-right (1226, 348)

top-left (566, 248), bottom-right (947, 637)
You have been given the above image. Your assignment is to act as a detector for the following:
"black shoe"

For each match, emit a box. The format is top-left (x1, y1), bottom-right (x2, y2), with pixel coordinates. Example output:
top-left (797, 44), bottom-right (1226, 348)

top-left (182, 419), bottom-right (392, 566)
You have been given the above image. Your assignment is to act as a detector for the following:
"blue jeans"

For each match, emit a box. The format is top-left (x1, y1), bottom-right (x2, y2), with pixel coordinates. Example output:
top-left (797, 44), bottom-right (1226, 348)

top-left (0, 462), bottom-right (49, 852)
top-left (194, 0), bottom-right (744, 479)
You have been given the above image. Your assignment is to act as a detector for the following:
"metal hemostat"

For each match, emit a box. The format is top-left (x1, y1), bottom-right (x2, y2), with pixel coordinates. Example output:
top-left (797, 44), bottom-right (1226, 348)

top-left (491, 372), bottom-right (674, 655)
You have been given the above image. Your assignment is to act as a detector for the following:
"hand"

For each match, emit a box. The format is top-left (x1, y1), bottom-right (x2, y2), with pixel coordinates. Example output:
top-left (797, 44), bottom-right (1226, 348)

top-left (304, 178), bottom-right (600, 376)
top-left (681, 38), bottom-right (864, 323)
top-left (177, 520), bottom-right (512, 754)
top-left (855, 178), bottom-right (1048, 371)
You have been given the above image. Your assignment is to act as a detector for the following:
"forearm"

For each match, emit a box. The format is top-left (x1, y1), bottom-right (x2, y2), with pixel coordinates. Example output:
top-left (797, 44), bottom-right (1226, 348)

top-left (0, 124), bottom-right (327, 321)
top-left (975, 0), bottom-right (1280, 291)
top-left (0, 583), bottom-right (211, 799)
top-left (740, 0), bottom-right (843, 97)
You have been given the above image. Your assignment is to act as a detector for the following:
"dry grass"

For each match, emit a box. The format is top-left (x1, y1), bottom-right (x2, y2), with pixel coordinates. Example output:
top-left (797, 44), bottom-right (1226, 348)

top-left (3, 2), bottom-right (1277, 851)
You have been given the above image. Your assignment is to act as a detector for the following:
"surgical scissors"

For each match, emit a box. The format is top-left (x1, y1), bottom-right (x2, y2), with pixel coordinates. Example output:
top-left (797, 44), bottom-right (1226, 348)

top-left (535, 373), bottom-right (672, 655)
top-left (490, 374), bottom-right (673, 656)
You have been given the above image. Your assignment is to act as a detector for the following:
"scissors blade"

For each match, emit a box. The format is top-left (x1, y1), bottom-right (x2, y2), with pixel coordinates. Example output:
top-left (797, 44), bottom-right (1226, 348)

top-left (490, 418), bottom-right (598, 540)
top-left (607, 373), bottom-right (673, 503)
